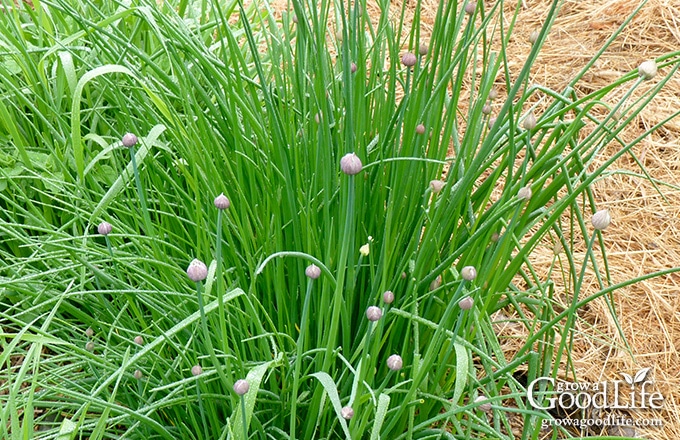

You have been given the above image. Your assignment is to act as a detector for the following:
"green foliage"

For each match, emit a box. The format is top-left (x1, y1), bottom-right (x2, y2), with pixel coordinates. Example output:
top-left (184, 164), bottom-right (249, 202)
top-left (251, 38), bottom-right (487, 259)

top-left (1, 0), bottom-right (678, 438)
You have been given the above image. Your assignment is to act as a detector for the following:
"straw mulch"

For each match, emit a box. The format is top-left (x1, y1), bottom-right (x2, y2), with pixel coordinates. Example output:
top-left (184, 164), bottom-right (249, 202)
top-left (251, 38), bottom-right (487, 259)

top-left (469, 0), bottom-right (679, 437)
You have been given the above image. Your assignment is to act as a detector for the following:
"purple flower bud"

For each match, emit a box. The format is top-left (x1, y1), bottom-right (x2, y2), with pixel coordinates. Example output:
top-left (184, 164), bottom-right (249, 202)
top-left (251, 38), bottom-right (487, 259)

top-left (98, 221), bottom-right (112, 236)
top-left (382, 290), bottom-right (394, 304)
top-left (134, 369), bottom-right (143, 380)
top-left (517, 186), bottom-right (532, 201)
top-left (430, 180), bottom-right (445, 194)
top-left (350, 62), bottom-right (357, 73)
top-left (122, 133), bottom-right (138, 148)
top-left (191, 364), bottom-right (203, 376)
top-left (214, 193), bottom-right (230, 210)
top-left (366, 306), bottom-right (382, 322)
top-left (386, 354), bottom-right (403, 371)
top-left (86, 341), bottom-right (95, 352)
top-left (461, 266), bottom-right (477, 281)
top-left (186, 259), bottom-right (208, 282)
top-left (415, 124), bottom-right (426, 135)
top-left (401, 52), bottom-right (417, 67)
top-left (340, 153), bottom-right (363, 175)
top-left (305, 264), bottom-right (321, 279)
top-left (418, 43), bottom-right (428, 56)
top-left (458, 296), bottom-right (474, 310)
top-left (341, 406), bottom-right (354, 420)
top-left (233, 379), bottom-right (250, 395)
top-left (85, 327), bottom-right (94, 338)
top-left (134, 335), bottom-right (144, 345)
top-left (464, 2), bottom-right (476, 15)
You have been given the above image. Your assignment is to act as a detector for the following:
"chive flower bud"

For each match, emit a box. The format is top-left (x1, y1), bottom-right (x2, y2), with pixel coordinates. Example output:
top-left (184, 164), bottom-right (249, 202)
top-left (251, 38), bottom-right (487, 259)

top-left (85, 327), bottom-right (94, 338)
top-left (366, 306), bottom-right (382, 322)
top-left (359, 243), bottom-right (370, 256)
top-left (429, 274), bottom-right (442, 291)
top-left (186, 259), bottom-right (208, 282)
top-left (517, 186), bottom-right (532, 201)
top-left (591, 209), bottom-right (611, 231)
top-left (98, 221), bottom-right (112, 236)
top-left (134, 369), bottom-right (143, 380)
top-left (292, 13), bottom-right (298, 23)
top-left (475, 395), bottom-right (492, 412)
top-left (340, 153), bottom-right (363, 175)
top-left (418, 43), bottom-right (428, 56)
top-left (305, 264), bottom-right (321, 279)
top-left (383, 290), bottom-right (394, 304)
top-left (430, 180), bottom-right (445, 194)
top-left (415, 124), bottom-right (426, 135)
top-left (86, 341), bottom-right (95, 352)
top-left (122, 133), bottom-right (138, 148)
top-left (482, 104), bottom-right (492, 115)
top-left (461, 266), bottom-right (477, 281)
top-left (214, 193), bottom-right (230, 210)
top-left (191, 365), bottom-right (203, 376)
top-left (638, 60), bottom-right (657, 80)
top-left (488, 88), bottom-right (498, 101)
top-left (491, 232), bottom-right (500, 242)
top-left (386, 354), bottom-right (403, 371)
top-left (458, 296), bottom-right (474, 310)
top-left (134, 335), bottom-right (144, 345)
top-left (529, 30), bottom-right (540, 45)
top-left (401, 52), bottom-right (417, 67)
top-left (233, 379), bottom-right (250, 395)
top-left (464, 2), bottom-right (475, 14)
top-left (350, 62), bottom-right (357, 73)
top-left (488, 117), bottom-right (497, 129)
top-left (523, 111), bottom-right (537, 130)
top-left (341, 406), bottom-right (354, 420)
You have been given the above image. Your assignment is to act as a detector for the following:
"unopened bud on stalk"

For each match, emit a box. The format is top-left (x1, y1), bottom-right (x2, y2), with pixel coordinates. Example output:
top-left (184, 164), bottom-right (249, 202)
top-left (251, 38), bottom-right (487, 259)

top-left (482, 103), bottom-right (492, 115)
top-left (383, 290), bottom-right (395, 304)
top-left (386, 354), bottom-right (403, 371)
top-left (98, 221), bottom-right (112, 236)
top-left (191, 365), bottom-right (203, 376)
top-left (488, 117), bottom-right (497, 129)
top-left (475, 395), bottom-right (492, 412)
top-left (488, 88), bottom-right (498, 101)
top-left (86, 341), bottom-right (95, 352)
top-left (430, 180), bottom-right (445, 194)
top-left (461, 266), bottom-right (477, 281)
top-left (491, 232), bottom-right (500, 242)
top-left (401, 52), bottom-right (417, 67)
top-left (85, 327), bottom-right (94, 338)
top-left (464, 2), bottom-right (476, 14)
top-left (366, 306), bottom-right (382, 322)
top-left (122, 133), bottom-right (138, 148)
top-left (416, 124), bottom-right (426, 135)
top-left (233, 379), bottom-right (250, 395)
top-left (341, 406), bottom-right (354, 420)
top-left (529, 30), bottom-right (540, 45)
top-left (340, 153), bottom-right (363, 175)
top-left (305, 264), bottom-right (321, 279)
top-left (359, 243), bottom-right (370, 256)
top-left (517, 186), bottom-right (532, 200)
top-left (419, 43), bottom-right (428, 56)
top-left (429, 274), bottom-right (442, 291)
top-left (186, 259), bottom-right (208, 282)
top-left (638, 60), bottom-right (657, 80)
top-left (350, 62), bottom-right (357, 73)
top-left (458, 296), bottom-right (474, 310)
top-left (214, 193), bottom-right (230, 210)
top-left (292, 13), bottom-right (298, 23)
top-left (591, 209), bottom-right (611, 231)
top-left (134, 369), bottom-right (143, 380)
top-left (523, 111), bottom-right (537, 130)
top-left (134, 335), bottom-right (144, 345)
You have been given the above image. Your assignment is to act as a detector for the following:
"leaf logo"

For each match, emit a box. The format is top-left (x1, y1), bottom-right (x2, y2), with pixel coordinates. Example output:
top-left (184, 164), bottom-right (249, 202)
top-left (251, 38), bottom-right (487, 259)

top-left (621, 368), bottom-right (651, 387)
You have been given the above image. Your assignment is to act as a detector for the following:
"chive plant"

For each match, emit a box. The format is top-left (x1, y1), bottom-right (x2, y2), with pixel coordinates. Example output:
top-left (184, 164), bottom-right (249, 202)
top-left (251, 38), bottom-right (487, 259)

top-left (0, 0), bottom-right (678, 439)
